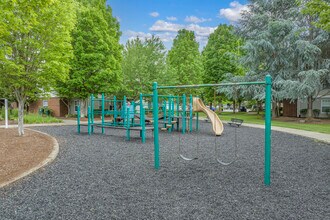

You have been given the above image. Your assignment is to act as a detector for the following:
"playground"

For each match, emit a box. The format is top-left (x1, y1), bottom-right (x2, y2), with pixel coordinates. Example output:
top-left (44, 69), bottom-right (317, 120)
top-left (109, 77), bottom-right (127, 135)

top-left (0, 123), bottom-right (328, 219)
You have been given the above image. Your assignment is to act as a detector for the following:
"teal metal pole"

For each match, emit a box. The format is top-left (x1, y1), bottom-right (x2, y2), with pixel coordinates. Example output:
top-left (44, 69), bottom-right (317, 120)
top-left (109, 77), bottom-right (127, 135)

top-left (123, 96), bottom-right (127, 124)
top-left (153, 82), bottom-right (160, 169)
top-left (182, 94), bottom-right (186, 134)
top-left (189, 94), bottom-right (193, 132)
top-left (114, 96), bottom-right (117, 126)
top-left (91, 94), bottom-right (94, 133)
top-left (139, 94), bottom-right (143, 138)
top-left (77, 105), bottom-right (80, 133)
top-left (101, 93), bottom-right (105, 134)
top-left (142, 106), bottom-right (146, 143)
top-left (126, 108), bottom-right (130, 141)
top-left (264, 75), bottom-right (272, 186)
top-left (176, 96), bottom-right (179, 131)
top-left (140, 93), bottom-right (143, 127)
top-left (88, 105), bottom-right (91, 135)
top-left (158, 81), bottom-right (265, 89)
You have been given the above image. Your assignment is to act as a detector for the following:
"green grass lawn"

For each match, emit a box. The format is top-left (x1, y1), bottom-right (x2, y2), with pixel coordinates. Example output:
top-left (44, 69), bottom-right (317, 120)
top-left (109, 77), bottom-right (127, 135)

top-left (23, 113), bottom-right (62, 124)
top-left (199, 112), bottom-right (330, 134)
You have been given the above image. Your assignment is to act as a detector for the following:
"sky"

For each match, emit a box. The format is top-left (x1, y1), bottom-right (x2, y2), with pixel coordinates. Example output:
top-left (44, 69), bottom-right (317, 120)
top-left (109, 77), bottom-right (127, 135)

top-left (107, 0), bottom-right (248, 50)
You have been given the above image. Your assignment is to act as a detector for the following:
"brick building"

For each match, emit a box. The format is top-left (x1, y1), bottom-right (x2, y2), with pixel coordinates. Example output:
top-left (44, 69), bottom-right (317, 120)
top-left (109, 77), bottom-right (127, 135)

top-left (28, 97), bottom-right (68, 117)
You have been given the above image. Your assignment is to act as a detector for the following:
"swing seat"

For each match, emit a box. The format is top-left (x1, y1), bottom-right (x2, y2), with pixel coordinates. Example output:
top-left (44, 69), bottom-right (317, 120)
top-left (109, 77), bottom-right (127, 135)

top-left (228, 118), bottom-right (243, 127)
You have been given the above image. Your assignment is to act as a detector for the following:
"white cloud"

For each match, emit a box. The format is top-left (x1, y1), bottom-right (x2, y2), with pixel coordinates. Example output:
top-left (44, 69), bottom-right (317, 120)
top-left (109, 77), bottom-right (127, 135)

top-left (184, 16), bottom-right (212, 23)
top-left (150, 12), bottom-right (160, 17)
top-left (149, 20), bottom-right (183, 32)
top-left (148, 20), bottom-right (216, 50)
top-left (124, 30), bottom-right (175, 43)
top-left (186, 24), bottom-right (216, 37)
top-left (166, 16), bottom-right (177, 21)
top-left (125, 30), bottom-right (153, 40)
top-left (219, 1), bottom-right (249, 22)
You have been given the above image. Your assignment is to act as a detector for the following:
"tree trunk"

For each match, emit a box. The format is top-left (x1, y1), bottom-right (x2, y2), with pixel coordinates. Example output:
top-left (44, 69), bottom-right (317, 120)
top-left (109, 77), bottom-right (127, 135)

top-left (306, 95), bottom-right (313, 119)
top-left (233, 100), bottom-right (236, 114)
top-left (272, 101), bottom-right (277, 118)
top-left (60, 98), bottom-right (70, 117)
top-left (18, 98), bottom-right (25, 136)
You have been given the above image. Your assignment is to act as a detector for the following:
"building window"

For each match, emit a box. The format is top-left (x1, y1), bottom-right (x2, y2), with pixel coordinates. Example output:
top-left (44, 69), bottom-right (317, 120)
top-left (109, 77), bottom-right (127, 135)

top-left (74, 100), bottom-right (80, 112)
top-left (321, 99), bottom-right (330, 113)
top-left (43, 100), bottom-right (48, 107)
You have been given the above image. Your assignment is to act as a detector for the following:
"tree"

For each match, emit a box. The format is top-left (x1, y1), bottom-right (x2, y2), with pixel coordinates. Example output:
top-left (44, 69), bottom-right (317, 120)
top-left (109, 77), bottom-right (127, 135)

top-left (303, 0), bottom-right (330, 32)
top-left (202, 24), bottom-right (244, 109)
top-left (0, 0), bottom-right (76, 135)
top-left (57, 0), bottom-right (122, 113)
top-left (122, 36), bottom-right (168, 98)
top-left (237, 0), bottom-right (304, 117)
top-left (281, 0), bottom-right (330, 118)
top-left (167, 29), bottom-right (203, 94)
top-left (238, 0), bottom-right (330, 118)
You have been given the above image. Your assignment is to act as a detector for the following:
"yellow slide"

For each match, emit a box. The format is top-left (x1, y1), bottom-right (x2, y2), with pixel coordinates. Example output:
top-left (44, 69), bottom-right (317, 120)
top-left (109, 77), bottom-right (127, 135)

top-left (193, 97), bottom-right (224, 136)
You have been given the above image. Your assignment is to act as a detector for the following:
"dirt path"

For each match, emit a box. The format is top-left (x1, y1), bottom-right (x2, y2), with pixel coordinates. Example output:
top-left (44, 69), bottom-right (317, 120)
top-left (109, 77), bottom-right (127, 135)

top-left (0, 128), bottom-right (54, 185)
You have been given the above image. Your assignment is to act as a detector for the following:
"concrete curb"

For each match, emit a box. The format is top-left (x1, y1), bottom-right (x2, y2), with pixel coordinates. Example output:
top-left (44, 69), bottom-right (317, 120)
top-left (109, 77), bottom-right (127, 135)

top-left (0, 128), bottom-right (59, 188)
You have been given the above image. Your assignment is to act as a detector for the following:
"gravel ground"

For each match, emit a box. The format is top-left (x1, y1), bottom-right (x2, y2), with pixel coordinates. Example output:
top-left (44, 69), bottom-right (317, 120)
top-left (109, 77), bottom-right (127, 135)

top-left (0, 121), bottom-right (329, 219)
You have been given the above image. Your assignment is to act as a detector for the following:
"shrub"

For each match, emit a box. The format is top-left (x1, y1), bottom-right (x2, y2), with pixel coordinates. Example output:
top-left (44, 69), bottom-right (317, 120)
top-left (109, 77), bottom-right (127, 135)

top-left (300, 109), bottom-right (307, 115)
top-left (38, 107), bottom-right (54, 116)
top-left (312, 109), bottom-right (320, 117)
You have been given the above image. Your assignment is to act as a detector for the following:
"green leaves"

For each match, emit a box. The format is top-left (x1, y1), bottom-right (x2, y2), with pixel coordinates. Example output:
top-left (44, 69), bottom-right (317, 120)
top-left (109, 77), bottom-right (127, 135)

top-left (0, 0), bottom-right (76, 99)
top-left (167, 29), bottom-right (203, 94)
top-left (122, 36), bottom-right (167, 98)
top-left (58, 0), bottom-right (122, 99)
top-left (202, 24), bottom-right (244, 103)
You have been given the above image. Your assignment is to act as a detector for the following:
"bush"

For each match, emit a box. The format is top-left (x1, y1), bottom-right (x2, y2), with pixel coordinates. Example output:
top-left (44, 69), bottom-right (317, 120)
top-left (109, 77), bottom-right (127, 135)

top-left (38, 107), bottom-right (54, 116)
top-left (313, 109), bottom-right (320, 117)
top-left (0, 107), bottom-right (19, 120)
top-left (24, 113), bottom-right (62, 124)
top-left (300, 109), bottom-right (307, 115)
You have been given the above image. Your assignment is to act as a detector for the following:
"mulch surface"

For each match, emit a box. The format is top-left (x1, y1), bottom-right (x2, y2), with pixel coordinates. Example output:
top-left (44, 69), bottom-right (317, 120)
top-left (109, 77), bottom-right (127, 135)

top-left (0, 128), bottom-right (53, 185)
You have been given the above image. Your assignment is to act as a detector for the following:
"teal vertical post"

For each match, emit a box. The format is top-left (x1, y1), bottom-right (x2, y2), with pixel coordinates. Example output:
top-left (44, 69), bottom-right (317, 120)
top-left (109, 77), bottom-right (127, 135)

top-left (101, 93), bottom-right (105, 134)
top-left (171, 97), bottom-right (175, 131)
top-left (167, 97), bottom-right (172, 132)
top-left (189, 94), bottom-right (193, 132)
top-left (141, 106), bottom-right (146, 143)
top-left (153, 82), bottom-right (160, 169)
top-left (126, 108), bottom-right (130, 140)
top-left (176, 97), bottom-right (180, 131)
top-left (182, 94), bottom-right (186, 134)
top-left (140, 93), bottom-right (143, 138)
top-left (114, 96), bottom-right (117, 126)
top-left (91, 94), bottom-right (94, 133)
top-left (264, 74), bottom-right (272, 186)
top-left (163, 100), bottom-right (167, 127)
top-left (77, 105), bottom-right (81, 133)
top-left (140, 94), bottom-right (143, 127)
top-left (123, 96), bottom-right (127, 125)
top-left (87, 106), bottom-right (91, 135)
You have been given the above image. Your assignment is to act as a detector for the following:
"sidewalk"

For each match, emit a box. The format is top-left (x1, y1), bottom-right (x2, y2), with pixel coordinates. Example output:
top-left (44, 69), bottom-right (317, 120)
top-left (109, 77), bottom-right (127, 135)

top-left (1, 119), bottom-right (329, 144)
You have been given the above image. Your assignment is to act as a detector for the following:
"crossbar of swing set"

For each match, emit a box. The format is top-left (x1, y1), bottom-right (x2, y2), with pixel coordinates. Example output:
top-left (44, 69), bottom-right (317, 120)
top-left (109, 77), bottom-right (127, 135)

top-left (157, 81), bottom-right (265, 89)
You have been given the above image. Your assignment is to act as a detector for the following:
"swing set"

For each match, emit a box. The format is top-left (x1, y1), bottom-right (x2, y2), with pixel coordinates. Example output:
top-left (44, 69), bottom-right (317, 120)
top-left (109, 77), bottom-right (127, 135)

top-left (152, 75), bottom-right (272, 186)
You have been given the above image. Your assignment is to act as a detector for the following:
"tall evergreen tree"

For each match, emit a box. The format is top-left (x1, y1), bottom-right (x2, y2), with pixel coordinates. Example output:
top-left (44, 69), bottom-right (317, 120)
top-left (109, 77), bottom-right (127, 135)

top-left (0, 0), bottom-right (76, 135)
top-left (57, 0), bottom-right (122, 112)
top-left (281, 0), bottom-right (330, 118)
top-left (238, 0), bottom-right (330, 118)
top-left (122, 36), bottom-right (168, 98)
top-left (167, 29), bottom-right (203, 94)
top-left (237, 0), bottom-right (303, 116)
